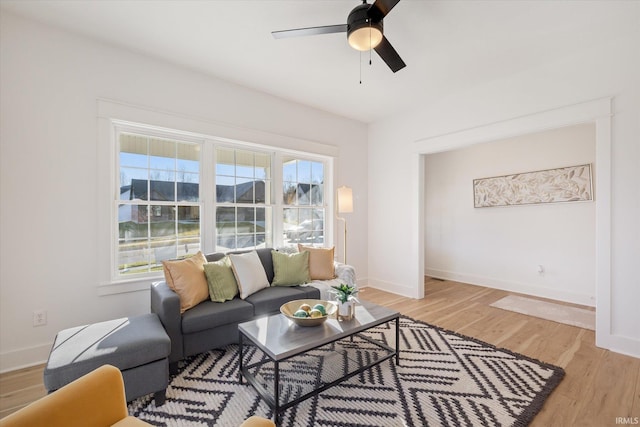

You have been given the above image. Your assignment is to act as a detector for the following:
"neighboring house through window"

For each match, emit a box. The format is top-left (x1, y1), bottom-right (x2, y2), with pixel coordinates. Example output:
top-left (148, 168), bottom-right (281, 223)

top-left (114, 124), bottom-right (331, 280)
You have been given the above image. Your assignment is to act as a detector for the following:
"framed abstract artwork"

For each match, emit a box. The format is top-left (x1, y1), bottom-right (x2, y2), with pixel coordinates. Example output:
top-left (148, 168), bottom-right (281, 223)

top-left (473, 164), bottom-right (593, 208)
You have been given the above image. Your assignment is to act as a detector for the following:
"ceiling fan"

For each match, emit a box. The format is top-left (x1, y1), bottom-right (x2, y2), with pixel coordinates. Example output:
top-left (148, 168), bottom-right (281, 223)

top-left (272, 0), bottom-right (406, 73)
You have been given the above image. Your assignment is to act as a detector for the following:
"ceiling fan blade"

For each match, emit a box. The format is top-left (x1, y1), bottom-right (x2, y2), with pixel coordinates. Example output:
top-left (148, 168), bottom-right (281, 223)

top-left (272, 24), bottom-right (348, 39)
top-left (374, 36), bottom-right (406, 72)
top-left (368, 0), bottom-right (401, 22)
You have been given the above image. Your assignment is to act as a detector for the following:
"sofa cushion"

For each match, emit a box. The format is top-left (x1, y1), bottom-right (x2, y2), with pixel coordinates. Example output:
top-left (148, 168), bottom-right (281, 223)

top-left (298, 245), bottom-right (336, 280)
top-left (162, 252), bottom-right (209, 313)
top-left (203, 257), bottom-right (238, 302)
top-left (181, 299), bottom-right (254, 334)
top-left (271, 250), bottom-right (310, 286)
top-left (229, 251), bottom-right (270, 299)
top-left (244, 286), bottom-right (310, 316)
top-left (295, 285), bottom-right (322, 300)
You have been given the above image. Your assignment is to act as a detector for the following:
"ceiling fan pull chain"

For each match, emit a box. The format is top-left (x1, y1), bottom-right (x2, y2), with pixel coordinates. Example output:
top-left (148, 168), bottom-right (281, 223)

top-left (359, 51), bottom-right (362, 84)
top-left (369, 21), bottom-right (373, 65)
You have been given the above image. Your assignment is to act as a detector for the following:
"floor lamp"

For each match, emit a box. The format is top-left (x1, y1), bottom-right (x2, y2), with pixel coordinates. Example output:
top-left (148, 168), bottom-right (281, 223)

top-left (336, 186), bottom-right (353, 264)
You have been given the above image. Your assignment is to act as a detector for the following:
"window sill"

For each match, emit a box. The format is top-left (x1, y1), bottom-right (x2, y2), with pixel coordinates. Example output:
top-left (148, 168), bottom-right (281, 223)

top-left (98, 275), bottom-right (163, 296)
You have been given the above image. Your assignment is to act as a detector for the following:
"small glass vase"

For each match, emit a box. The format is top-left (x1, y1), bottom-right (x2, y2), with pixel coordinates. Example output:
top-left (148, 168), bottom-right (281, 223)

top-left (337, 300), bottom-right (355, 321)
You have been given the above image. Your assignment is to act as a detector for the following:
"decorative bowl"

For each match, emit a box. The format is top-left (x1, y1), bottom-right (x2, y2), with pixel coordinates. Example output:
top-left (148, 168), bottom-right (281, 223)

top-left (280, 299), bottom-right (338, 327)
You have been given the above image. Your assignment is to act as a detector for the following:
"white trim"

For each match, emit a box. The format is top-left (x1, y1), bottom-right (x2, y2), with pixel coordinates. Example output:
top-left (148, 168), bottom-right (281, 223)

top-left (97, 98), bottom-right (339, 158)
top-left (425, 268), bottom-right (595, 307)
top-left (414, 97), bottom-right (617, 353)
top-left (0, 343), bottom-right (51, 374)
top-left (414, 97), bottom-right (612, 153)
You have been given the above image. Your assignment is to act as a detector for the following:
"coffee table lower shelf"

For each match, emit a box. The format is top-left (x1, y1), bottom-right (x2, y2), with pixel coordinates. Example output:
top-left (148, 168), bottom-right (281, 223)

top-left (238, 312), bottom-right (399, 424)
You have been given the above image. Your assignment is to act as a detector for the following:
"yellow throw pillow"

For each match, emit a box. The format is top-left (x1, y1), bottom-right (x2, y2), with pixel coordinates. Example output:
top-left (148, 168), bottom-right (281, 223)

top-left (162, 251), bottom-right (209, 313)
top-left (298, 245), bottom-right (336, 280)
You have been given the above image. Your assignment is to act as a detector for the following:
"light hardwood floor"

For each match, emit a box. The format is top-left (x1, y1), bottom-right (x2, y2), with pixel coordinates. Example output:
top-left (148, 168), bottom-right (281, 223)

top-left (1, 278), bottom-right (638, 425)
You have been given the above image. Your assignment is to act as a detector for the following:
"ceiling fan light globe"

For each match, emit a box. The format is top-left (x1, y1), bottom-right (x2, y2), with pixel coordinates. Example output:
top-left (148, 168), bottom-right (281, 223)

top-left (348, 27), bottom-right (383, 51)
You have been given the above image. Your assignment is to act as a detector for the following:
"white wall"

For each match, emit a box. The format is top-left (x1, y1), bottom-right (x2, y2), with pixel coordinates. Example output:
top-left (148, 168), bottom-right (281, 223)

top-left (0, 11), bottom-right (368, 372)
top-left (424, 124), bottom-right (596, 305)
top-left (368, 3), bottom-right (639, 357)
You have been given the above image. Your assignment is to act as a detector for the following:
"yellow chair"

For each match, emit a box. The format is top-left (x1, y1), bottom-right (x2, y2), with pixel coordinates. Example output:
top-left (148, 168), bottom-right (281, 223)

top-left (0, 364), bottom-right (274, 427)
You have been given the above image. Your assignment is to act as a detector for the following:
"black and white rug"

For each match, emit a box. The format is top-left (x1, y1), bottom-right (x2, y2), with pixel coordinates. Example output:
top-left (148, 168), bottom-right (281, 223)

top-left (129, 317), bottom-right (564, 426)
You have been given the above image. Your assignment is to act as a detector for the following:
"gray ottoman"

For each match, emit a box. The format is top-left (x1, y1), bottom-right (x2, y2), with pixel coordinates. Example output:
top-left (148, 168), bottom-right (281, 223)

top-left (43, 313), bottom-right (170, 406)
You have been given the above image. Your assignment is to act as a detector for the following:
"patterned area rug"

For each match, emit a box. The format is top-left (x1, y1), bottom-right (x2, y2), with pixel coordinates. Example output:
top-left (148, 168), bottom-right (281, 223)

top-left (129, 317), bottom-right (564, 426)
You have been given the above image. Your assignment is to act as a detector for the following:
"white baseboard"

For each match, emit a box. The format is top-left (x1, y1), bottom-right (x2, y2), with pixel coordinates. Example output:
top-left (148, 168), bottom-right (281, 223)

top-left (425, 268), bottom-right (595, 307)
top-left (365, 277), bottom-right (421, 299)
top-left (0, 342), bottom-right (51, 374)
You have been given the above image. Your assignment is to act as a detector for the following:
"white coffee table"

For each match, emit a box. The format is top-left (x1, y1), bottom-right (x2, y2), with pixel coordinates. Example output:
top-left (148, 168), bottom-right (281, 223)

top-left (238, 300), bottom-right (400, 424)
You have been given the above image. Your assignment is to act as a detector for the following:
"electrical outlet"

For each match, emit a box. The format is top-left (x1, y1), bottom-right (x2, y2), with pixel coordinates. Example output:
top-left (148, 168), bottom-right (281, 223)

top-left (33, 310), bottom-right (47, 327)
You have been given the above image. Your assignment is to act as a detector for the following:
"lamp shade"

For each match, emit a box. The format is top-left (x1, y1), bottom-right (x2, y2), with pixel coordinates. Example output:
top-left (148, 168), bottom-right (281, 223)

top-left (348, 26), bottom-right (383, 51)
top-left (337, 186), bottom-right (354, 213)
top-left (347, 2), bottom-right (384, 51)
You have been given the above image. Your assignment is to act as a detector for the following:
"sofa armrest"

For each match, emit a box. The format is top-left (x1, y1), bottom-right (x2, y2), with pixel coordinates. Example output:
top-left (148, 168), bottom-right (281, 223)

top-left (150, 281), bottom-right (183, 365)
top-left (334, 262), bottom-right (356, 286)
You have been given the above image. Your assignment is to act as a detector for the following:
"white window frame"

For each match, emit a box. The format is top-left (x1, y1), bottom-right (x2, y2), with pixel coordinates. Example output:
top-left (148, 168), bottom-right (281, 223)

top-left (98, 112), bottom-right (335, 295)
top-left (113, 124), bottom-right (205, 281)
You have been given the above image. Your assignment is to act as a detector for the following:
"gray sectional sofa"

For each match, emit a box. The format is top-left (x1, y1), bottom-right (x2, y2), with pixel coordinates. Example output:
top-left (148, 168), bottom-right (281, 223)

top-left (150, 247), bottom-right (354, 372)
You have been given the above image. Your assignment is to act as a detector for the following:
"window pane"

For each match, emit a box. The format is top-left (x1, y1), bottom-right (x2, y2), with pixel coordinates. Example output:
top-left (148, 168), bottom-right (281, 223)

top-left (120, 134), bottom-right (148, 168)
top-left (311, 184), bottom-right (323, 205)
top-left (236, 234), bottom-right (256, 249)
top-left (120, 169), bottom-right (148, 200)
top-left (216, 207), bottom-right (236, 235)
top-left (177, 179), bottom-right (199, 202)
top-left (297, 160), bottom-right (312, 183)
top-left (120, 152), bottom-right (147, 169)
top-left (177, 143), bottom-right (200, 174)
top-left (216, 175), bottom-right (235, 202)
top-left (149, 179), bottom-right (175, 201)
top-left (283, 159), bottom-right (296, 182)
top-left (237, 207), bottom-right (255, 233)
top-left (235, 178), bottom-right (254, 203)
top-left (235, 150), bottom-right (254, 178)
top-left (311, 161), bottom-right (323, 184)
top-left (297, 184), bottom-right (311, 205)
top-left (217, 235), bottom-right (236, 251)
top-left (150, 205), bottom-right (175, 239)
top-left (255, 153), bottom-right (270, 180)
top-left (283, 182), bottom-right (296, 205)
top-left (118, 204), bottom-right (149, 275)
top-left (149, 138), bottom-right (176, 170)
top-left (281, 155), bottom-right (326, 247)
top-left (178, 206), bottom-right (200, 258)
top-left (284, 207), bottom-right (312, 244)
top-left (117, 133), bottom-right (201, 277)
top-left (254, 180), bottom-right (266, 203)
top-left (150, 170), bottom-right (175, 185)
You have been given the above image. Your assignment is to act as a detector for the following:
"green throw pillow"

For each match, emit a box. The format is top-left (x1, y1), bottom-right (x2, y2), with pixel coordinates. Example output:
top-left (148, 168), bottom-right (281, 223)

top-left (271, 250), bottom-right (310, 286)
top-left (203, 257), bottom-right (239, 302)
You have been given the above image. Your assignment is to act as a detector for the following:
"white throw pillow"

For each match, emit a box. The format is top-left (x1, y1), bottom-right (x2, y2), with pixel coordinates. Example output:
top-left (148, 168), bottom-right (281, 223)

top-left (228, 251), bottom-right (270, 299)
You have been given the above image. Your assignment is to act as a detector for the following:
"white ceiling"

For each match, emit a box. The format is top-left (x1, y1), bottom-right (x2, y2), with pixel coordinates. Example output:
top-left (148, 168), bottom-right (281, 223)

top-left (0, 0), bottom-right (631, 123)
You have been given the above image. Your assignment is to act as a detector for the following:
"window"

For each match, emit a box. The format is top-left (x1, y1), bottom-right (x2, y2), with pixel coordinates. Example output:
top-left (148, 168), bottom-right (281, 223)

top-left (117, 132), bottom-right (201, 276)
top-left (215, 148), bottom-right (272, 251)
top-left (111, 122), bottom-right (332, 281)
top-left (282, 157), bottom-right (325, 246)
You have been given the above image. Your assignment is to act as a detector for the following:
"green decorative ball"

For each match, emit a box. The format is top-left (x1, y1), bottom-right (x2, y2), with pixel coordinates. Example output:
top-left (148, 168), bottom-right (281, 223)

top-left (312, 304), bottom-right (327, 315)
top-left (293, 309), bottom-right (309, 318)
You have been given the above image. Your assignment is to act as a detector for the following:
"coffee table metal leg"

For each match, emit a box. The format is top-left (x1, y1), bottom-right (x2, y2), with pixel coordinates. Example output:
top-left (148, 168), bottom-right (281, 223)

top-left (395, 317), bottom-right (400, 365)
top-left (239, 333), bottom-right (244, 384)
top-left (274, 360), bottom-right (280, 424)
